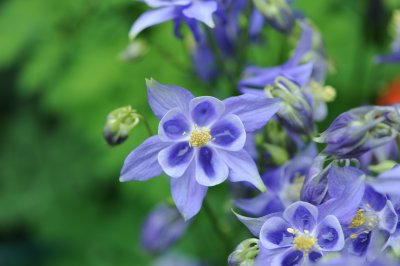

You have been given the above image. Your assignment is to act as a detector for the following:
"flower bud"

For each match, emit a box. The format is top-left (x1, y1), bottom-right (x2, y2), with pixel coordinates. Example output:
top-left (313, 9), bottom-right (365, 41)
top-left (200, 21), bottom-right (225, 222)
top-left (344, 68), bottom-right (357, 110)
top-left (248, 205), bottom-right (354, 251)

top-left (253, 0), bottom-right (294, 34)
top-left (103, 106), bottom-right (141, 146)
top-left (265, 76), bottom-right (315, 135)
top-left (228, 238), bottom-right (259, 266)
top-left (314, 106), bottom-right (399, 158)
top-left (141, 203), bottom-right (189, 254)
top-left (119, 40), bottom-right (148, 61)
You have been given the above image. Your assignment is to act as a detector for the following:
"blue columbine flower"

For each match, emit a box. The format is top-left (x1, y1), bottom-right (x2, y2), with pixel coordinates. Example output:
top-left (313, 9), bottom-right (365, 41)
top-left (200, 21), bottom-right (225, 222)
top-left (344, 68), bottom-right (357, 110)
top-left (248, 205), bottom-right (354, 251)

top-left (236, 201), bottom-right (345, 265)
top-left (129, 0), bottom-right (220, 41)
top-left (238, 22), bottom-right (314, 93)
top-left (235, 143), bottom-right (317, 217)
top-left (314, 105), bottom-right (400, 159)
top-left (120, 79), bottom-right (280, 220)
top-left (345, 186), bottom-right (398, 260)
top-left (141, 203), bottom-right (189, 254)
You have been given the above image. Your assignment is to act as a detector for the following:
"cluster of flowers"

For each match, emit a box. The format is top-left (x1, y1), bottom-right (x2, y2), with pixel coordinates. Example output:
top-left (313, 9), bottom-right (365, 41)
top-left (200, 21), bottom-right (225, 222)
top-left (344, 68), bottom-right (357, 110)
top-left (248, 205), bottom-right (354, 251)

top-left (105, 1), bottom-right (400, 265)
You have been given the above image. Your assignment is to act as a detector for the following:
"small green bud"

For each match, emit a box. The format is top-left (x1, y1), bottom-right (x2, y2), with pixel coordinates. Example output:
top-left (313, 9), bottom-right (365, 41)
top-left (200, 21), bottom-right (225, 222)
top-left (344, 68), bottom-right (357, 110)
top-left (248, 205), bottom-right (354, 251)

top-left (103, 106), bottom-right (142, 146)
top-left (228, 238), bottom-right (259, 266)
top-left (119, 40), bottom-right (149, 61)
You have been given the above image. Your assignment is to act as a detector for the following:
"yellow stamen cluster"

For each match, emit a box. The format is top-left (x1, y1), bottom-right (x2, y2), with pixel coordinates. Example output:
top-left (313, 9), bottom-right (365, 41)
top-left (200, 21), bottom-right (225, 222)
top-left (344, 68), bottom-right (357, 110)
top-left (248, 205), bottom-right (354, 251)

top-left (189, 125), bottom-right (212, 147)
top-left (287, 228), bottom-right (317, 253)
top-left (349, 209), bottom-right (366, 229)
top-left (293, 235), bottom-right (317, 252)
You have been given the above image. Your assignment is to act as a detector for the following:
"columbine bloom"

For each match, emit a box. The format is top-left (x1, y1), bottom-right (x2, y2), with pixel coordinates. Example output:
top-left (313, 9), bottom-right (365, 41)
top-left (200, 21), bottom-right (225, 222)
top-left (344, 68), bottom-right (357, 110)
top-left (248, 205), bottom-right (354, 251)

top-left (238, 22), bottom-right (314, 93)
top-left (120, 79), bottom-right (280, 220)
top-left (129, 0), bottom-right (219, 41)
top-left (237, 201), bottom-right (345, 265)
top-left (314, 106), bottom-right (400, 158)
top-left (235, 143), bottom-right (317, 217)
top-left (258, 202), bottom-right (345, 265)
top-left (141, 203), bottom-right (189, 254)
top-left (345, 186), bottom-right (398, 260)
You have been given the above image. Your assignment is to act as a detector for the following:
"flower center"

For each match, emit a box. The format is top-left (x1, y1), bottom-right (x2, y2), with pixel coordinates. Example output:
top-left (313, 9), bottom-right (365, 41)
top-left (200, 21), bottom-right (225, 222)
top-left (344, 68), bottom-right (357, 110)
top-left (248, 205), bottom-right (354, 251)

top-left (189, 125), bottom-right (212, 147)
top-left (349, 209), bottom-right (366, 228)
top-left (348, 207), bottom-right (379, 239)
top-left (287, 228), bottom-right (317, 253)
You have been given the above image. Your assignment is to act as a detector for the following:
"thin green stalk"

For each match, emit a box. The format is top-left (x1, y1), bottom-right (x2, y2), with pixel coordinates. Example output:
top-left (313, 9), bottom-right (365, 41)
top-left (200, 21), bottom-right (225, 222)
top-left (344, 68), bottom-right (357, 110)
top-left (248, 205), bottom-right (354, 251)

top-left (140, 117), bottom-right (153, 137)
top-left (203, 198), bottom-right (234, 254)
top-left (204, 29), bottom-right (236, 90)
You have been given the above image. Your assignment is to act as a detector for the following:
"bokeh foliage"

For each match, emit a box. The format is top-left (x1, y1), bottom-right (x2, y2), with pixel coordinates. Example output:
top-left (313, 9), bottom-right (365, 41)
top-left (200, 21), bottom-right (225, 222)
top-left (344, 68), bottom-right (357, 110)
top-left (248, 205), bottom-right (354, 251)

top-left (0, 0), bottom-right (399, 265)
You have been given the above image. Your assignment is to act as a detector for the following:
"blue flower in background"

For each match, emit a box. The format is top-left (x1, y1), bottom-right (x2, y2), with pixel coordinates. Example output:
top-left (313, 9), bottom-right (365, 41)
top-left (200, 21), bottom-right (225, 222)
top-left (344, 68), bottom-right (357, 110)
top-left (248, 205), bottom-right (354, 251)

top-left (238, 22), bottom-right (314, 93)
top-left (129, 0), bottom-right (220, 41)
top-left (120, 79), bottom-right (281, 220)
top-left (235, 143), bottom-right (317, 217)
top-left (141, 203), bottom-right (189, 254)
top-left (314, 106), bottom-right (400, 159)
top-left (376, 10), bottom-right (400, 64)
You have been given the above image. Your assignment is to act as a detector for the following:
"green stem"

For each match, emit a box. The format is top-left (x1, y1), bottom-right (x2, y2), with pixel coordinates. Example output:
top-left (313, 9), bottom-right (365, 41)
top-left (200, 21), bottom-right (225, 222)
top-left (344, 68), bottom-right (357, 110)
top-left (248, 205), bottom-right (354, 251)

top-left (203, 198), bottom-right (234, 253)
top-left (204, 29), bottom-right (236, 90)
top-left (140, 117), bottom-right (153, 137)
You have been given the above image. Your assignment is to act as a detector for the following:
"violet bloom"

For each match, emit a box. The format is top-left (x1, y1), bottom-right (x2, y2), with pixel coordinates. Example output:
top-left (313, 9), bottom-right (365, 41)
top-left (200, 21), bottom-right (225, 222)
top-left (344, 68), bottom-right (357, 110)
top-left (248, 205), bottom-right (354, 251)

top-left (237, 201), bottom-right (345, 265)
top-left (235, 143), bottom-right (317, 217)
top-left (238, 22), bottom-right (313, 94)
top-left (314, 106), bottom-right (399, 158)
top-left (141, 203), bottom-right (188, 254)
top-left (120, 79), bottom-right (280, 220)
top-left (345, 186), bottom-right (398, 260)
top-left (129, 0), bottom-right (219, 41)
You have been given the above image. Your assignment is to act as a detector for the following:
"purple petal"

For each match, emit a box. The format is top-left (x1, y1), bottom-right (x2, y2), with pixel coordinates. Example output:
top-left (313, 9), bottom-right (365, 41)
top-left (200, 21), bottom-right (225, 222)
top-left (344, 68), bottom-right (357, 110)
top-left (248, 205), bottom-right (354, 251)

top-left (260, 216), bottom-right (294, 249)
top-left (145, 0), bottom-right (191, 8)
top-left (147, 79), bottom-right (194, 120)
top-left (195, 146), bottom-right (229, 186)
top-left (315, 215), bottom-right (344, 251)
top-left (283, 201), bottom-right (318, 232)
top-left (158, 108), bottom-right (191, 142)
top-left (120, 136), bottom-right (170, 182)
top-left (189, 96), bottom-right (225, 126)
top-left (182, 1), bottom-right (217, 28)
top-left (171, 162), bottom-right (208, 220)
top-left (223, 94), bottom-right (281, 132)
top-left (363, 185), bottom-right (386, 211)
top-left (129, 7), bottom-right (177, 39)
top-left (233, 211), bottom-right (279, 237)
top-left (235, 193), bottom-right (284, 217)
top-left (283, 63), bottom-right (313, 86)
top-left (285, 22), bottom-right (313, 66)
top-left (318, 166), bottom-right (365, 224)
top-left (210, 114), bottom-right (246, 151)
top-left (349, 232), bottom-right (371, 257)
top-left (158, 142), bottom-right (194, 178)
top-left (370, 165), bottom-right (400, 195)
top-left (379, 200), bottom-right (398, 234)
top-left (219, 149), bottom-right (266, 192)
top-left (308, 251), bottom-right (322, 263)
top-left (270, 248), bottom-right (304, 266)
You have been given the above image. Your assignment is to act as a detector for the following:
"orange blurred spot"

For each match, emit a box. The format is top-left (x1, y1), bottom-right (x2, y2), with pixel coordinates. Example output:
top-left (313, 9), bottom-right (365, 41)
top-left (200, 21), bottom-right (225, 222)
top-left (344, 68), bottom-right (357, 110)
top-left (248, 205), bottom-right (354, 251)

top-left (377, 78), bottom-right (400, 105)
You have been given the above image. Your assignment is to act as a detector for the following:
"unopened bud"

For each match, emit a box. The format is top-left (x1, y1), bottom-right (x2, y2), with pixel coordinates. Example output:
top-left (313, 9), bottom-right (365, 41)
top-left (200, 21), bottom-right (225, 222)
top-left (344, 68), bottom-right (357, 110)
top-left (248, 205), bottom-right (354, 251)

top-left (265, 76), bottom-right (315, 135)
top-left (119, 40), bottom-right (148, 61)
top-left (228, 238), bottom-right (259, 266)
top-left (103, 106), bottom-right (141, 146)
top-left (253, 0), bottom-right (294, 34)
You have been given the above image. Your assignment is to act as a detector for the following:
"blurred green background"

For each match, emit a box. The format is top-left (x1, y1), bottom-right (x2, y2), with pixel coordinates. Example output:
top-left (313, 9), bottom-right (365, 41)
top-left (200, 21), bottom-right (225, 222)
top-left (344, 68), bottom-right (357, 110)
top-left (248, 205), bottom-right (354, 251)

top-left (1, 0), bottom-right (400, 265)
